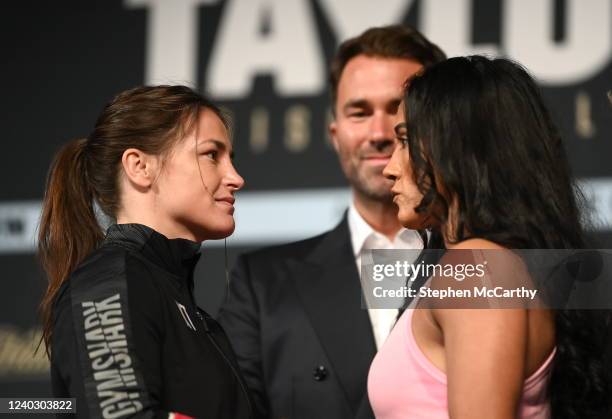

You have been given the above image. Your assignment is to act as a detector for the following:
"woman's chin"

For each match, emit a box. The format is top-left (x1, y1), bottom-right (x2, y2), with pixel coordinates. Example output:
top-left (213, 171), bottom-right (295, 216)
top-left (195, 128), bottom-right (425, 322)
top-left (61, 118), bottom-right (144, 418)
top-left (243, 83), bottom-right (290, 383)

top-left (398, 211), bottom-right (429, 231)
top-left (203, 222), bottom-right (236, 241)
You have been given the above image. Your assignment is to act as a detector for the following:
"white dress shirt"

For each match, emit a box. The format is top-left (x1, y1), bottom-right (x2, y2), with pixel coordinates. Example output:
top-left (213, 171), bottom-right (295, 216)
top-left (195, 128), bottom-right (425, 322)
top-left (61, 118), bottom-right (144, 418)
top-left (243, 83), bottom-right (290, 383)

top-left (347, 203), bottom-right (424, 349)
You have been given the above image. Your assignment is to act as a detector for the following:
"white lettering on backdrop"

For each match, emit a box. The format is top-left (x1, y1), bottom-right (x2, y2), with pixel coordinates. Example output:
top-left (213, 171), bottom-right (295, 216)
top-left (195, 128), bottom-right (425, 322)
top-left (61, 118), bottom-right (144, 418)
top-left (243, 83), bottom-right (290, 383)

top-left (127, 0), bottom-right (611, 94)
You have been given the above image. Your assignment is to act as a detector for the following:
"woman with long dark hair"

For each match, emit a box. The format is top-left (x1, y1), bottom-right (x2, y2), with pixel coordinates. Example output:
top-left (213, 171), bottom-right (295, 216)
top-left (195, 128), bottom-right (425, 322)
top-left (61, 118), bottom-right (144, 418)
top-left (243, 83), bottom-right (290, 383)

top-left (368, 56), bottom-right (610, 418)
top-left (38, 85), bottom-right (254, 418)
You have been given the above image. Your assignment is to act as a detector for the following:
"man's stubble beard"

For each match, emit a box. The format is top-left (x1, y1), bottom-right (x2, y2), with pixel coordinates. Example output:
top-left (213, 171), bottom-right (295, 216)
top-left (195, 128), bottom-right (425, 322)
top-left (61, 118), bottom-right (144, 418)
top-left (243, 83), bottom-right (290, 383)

top-left (349, 163), bottom-right (394, 203)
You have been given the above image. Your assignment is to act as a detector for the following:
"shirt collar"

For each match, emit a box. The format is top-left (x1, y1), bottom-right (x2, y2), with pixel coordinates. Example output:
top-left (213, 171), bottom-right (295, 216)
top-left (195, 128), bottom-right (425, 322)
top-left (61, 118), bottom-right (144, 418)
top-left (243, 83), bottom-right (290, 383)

top-left (348, 204), bottom-right (375, 257)
top-left (347, 202), bottom-right (424, 256)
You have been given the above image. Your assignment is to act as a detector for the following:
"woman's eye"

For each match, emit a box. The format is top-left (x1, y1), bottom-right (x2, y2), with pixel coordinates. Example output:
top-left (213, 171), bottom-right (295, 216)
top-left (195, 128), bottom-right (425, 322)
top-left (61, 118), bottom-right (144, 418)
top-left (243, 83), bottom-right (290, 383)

top-left (202, 151), bottom-right (218, 160)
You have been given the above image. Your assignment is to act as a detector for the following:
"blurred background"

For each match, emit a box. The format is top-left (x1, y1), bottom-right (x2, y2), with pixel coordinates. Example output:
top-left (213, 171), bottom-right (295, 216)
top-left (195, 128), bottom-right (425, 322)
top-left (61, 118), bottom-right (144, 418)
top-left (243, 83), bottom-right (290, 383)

top-left (1, 0), bottom-right (610, 403)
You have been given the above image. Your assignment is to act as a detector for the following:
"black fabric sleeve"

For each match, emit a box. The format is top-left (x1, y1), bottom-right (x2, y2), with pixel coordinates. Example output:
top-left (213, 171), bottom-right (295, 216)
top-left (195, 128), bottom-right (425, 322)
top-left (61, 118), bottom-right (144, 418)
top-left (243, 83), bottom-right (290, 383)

top-left (217, 254), bottom-right (268, 419)
top-left (51, 252), bottom-right (170, 419)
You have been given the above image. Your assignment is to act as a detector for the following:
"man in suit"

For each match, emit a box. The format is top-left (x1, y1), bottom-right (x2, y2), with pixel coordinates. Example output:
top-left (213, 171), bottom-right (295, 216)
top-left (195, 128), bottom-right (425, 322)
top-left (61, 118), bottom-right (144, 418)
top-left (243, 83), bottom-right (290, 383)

top-left (218, 25), bottom-right (446, 419)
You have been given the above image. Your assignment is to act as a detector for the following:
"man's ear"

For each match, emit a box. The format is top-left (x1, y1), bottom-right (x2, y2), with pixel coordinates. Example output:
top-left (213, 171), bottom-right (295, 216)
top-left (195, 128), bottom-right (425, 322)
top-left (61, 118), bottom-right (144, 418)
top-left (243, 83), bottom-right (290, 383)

top-left (329, 120), bottom-right (340, 153)
top-left (121, 148), bottom-right (159, 189)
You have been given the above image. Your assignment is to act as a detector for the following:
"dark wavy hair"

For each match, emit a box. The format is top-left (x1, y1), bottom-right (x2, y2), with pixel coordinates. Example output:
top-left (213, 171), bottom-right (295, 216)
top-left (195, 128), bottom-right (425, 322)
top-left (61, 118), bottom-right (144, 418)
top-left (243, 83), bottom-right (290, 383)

top-left (401, 55), bottom-right (611, 418)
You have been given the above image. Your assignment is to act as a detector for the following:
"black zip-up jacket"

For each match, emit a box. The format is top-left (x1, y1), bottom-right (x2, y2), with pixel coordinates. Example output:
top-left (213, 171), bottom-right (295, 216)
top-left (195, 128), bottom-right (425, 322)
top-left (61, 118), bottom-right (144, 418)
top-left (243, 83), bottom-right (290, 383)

top-left (51, 223), bottom-right (254, 419)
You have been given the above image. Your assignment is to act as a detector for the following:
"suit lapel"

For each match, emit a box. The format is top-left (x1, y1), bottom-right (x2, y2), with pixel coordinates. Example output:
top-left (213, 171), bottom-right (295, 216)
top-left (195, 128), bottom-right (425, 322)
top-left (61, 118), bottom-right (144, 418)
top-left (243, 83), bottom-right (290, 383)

top-left (289, 216), bottom-right (376, 414)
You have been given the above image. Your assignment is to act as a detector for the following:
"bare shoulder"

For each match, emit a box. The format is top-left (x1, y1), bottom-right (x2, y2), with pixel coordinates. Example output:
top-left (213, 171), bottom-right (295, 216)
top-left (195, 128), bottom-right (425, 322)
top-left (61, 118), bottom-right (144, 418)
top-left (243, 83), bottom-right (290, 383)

top-left (449, 238), bottom-right (525, 277)
top-left (450, 238), bottom-right (505, 250)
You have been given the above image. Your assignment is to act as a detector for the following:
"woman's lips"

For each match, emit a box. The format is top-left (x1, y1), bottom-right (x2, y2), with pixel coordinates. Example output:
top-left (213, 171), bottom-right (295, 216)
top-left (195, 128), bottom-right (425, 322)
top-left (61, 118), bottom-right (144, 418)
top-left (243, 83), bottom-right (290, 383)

top-left (215, 197), bottom-right (235, 214)
top-left (215, 197), bottom-right (235, 205)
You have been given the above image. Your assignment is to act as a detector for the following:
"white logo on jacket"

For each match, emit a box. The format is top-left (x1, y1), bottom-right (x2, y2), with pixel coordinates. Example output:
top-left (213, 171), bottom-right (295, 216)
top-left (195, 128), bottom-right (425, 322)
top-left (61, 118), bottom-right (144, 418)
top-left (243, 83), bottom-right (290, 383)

top-left (175, 301), bottom-right (197, 331)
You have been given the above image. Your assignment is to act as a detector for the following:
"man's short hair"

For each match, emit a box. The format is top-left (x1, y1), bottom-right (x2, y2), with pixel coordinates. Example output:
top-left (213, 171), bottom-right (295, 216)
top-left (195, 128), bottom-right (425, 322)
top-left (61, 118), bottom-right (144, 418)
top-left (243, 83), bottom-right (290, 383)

top-left (329, 25), bottom-right (446, 109)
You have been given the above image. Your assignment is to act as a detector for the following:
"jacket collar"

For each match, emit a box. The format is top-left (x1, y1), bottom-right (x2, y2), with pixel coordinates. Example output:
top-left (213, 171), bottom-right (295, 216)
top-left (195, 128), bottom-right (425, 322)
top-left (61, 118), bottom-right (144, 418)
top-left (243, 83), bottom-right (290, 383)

top-left (103, 223), bottom-right (202, 280)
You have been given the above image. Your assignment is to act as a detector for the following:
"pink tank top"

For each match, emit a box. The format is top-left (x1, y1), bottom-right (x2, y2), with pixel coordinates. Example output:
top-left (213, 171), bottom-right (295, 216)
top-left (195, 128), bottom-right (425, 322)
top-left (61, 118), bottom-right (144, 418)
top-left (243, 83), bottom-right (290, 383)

top-left (368, 309), bottom-right (555, 419)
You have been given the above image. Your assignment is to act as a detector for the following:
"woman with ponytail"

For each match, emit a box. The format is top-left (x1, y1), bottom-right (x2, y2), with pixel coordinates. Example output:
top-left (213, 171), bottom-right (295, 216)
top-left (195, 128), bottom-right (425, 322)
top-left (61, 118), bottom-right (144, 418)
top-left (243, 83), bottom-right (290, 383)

top-left (368, 56), bottom-right (611, 418)
top-left (39, 85), bottom-right (254, 418)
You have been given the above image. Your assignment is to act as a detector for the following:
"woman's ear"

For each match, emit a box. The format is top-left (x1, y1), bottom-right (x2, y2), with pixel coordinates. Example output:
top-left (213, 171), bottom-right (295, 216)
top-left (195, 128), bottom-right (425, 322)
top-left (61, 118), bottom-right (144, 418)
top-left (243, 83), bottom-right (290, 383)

top-left (121, 148), bottom-right (159, 189)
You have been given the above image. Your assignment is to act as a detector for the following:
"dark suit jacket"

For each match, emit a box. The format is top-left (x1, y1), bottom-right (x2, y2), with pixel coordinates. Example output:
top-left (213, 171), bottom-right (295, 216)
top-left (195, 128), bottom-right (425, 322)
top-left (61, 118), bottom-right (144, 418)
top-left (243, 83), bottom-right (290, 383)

top-left (217, 216), bottom-right (377, 419)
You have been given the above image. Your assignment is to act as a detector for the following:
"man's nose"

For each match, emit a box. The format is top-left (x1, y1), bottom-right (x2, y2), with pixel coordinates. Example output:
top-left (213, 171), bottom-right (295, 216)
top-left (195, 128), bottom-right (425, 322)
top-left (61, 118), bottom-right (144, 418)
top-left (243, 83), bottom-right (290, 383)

top-left (369, 113), bottom-right (396, 147)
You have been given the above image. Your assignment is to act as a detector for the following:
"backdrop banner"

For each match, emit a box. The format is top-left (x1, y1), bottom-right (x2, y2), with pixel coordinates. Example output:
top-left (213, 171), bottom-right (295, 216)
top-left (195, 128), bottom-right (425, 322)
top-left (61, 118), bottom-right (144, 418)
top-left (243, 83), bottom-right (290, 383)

top-left (1, 0), bottom-right (610, 401)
